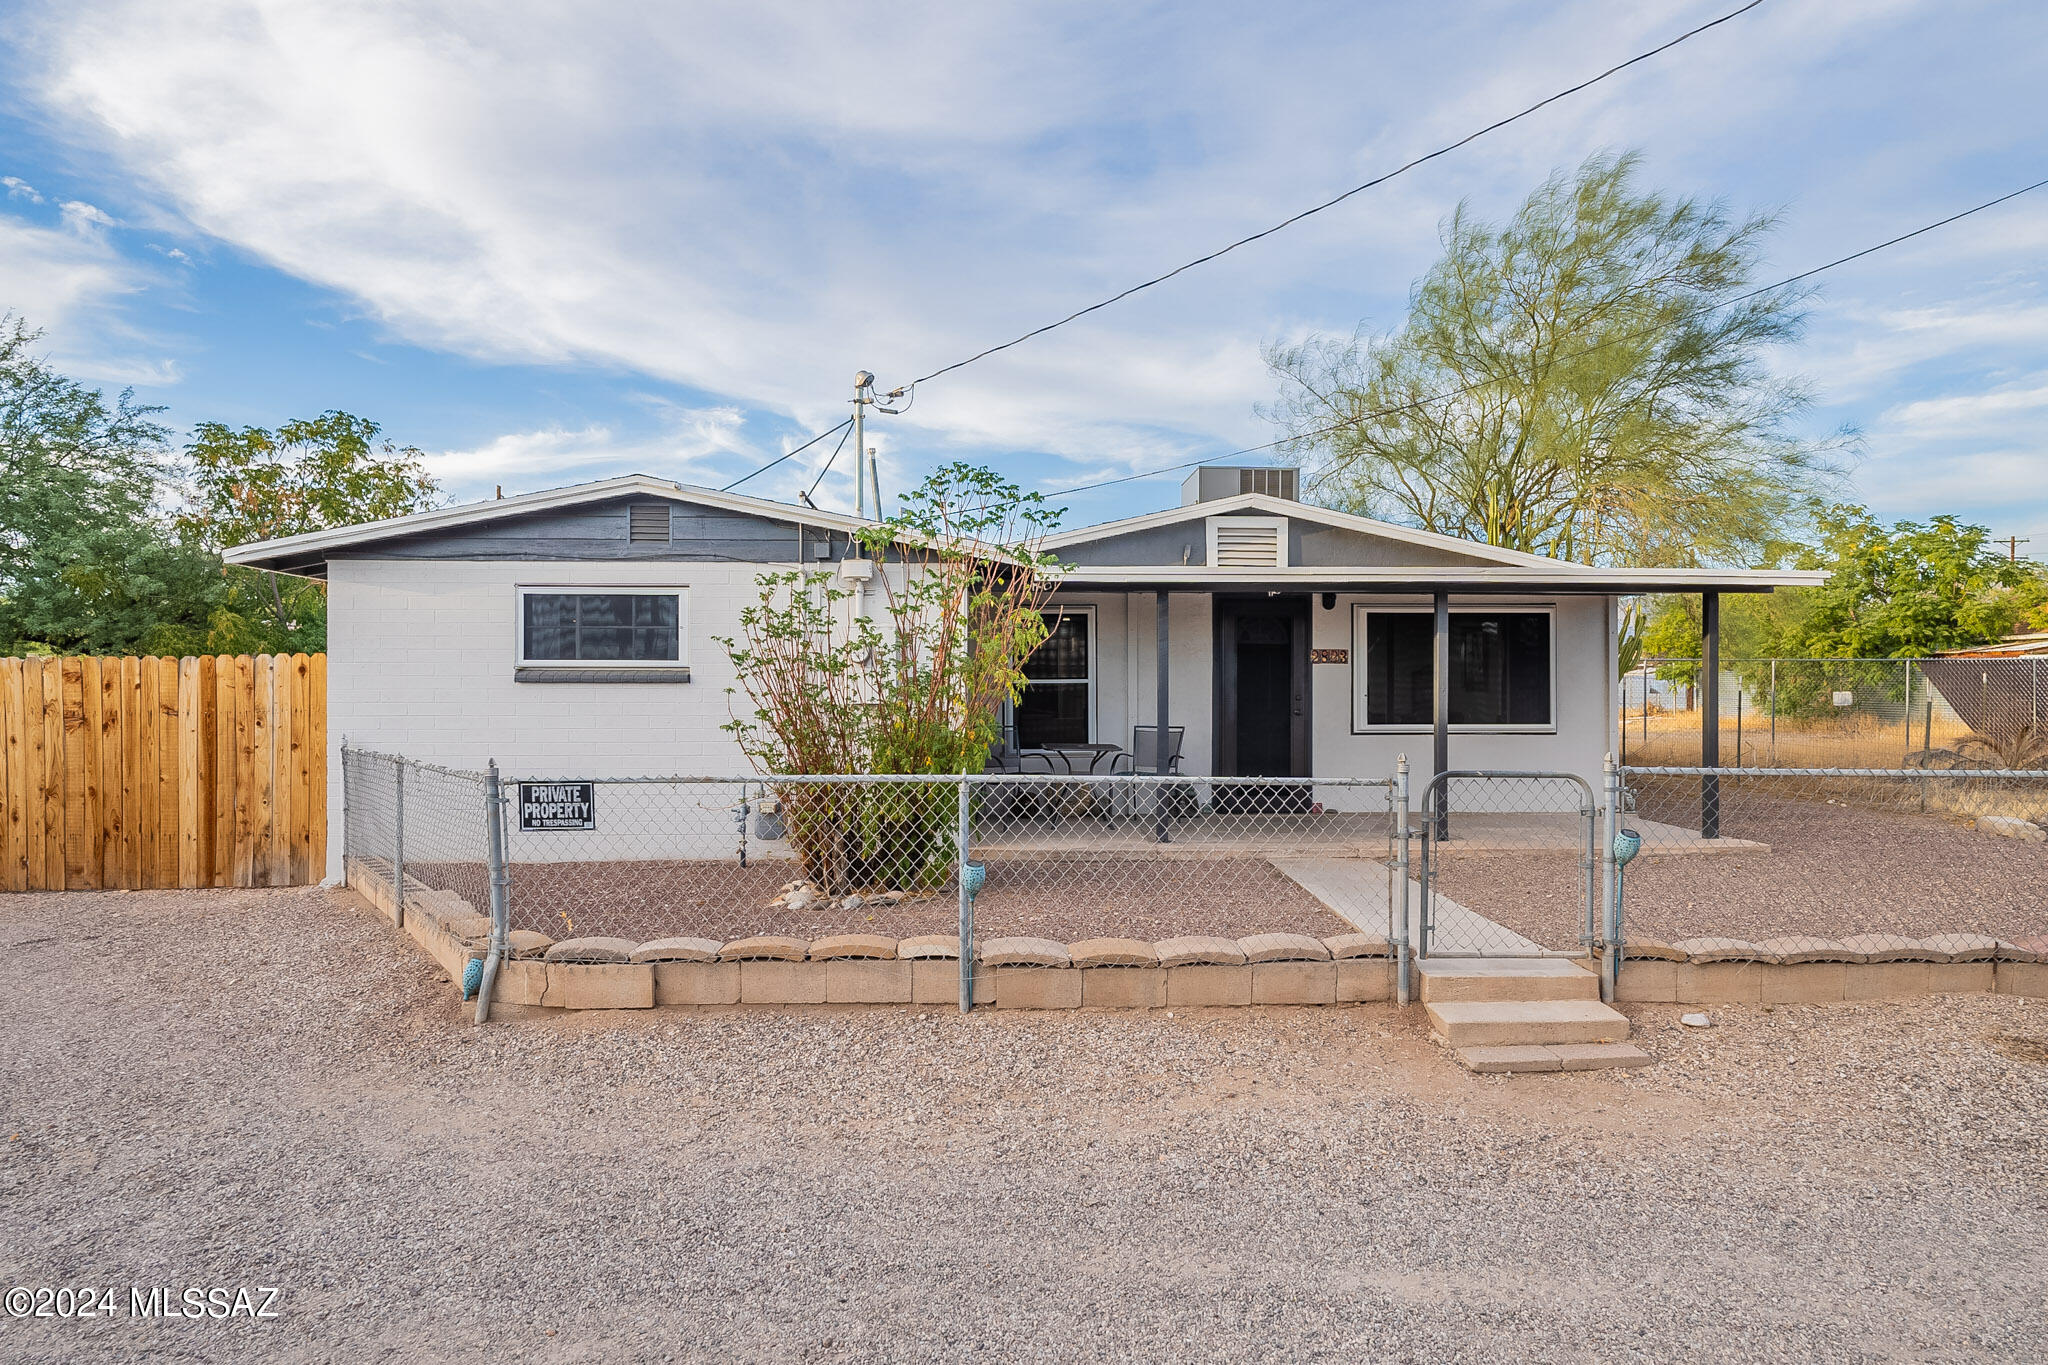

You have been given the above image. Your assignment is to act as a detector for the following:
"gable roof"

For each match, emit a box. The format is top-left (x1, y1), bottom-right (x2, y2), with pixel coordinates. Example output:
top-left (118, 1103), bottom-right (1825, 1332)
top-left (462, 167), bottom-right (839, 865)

top-left (224, 474), bottom-right (874, 575)
top-left (1041, 492), bottom-right (1569, 569)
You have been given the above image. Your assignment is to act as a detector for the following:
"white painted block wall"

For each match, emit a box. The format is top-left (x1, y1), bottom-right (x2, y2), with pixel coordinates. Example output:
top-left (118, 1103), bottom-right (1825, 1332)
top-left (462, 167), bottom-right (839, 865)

top-left (325, 556), bottom-right (771, 879)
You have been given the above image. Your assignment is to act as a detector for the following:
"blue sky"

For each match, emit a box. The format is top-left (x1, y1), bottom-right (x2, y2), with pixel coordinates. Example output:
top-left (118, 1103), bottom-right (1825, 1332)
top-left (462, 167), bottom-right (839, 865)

top-left (3, 0), bottom-right (2045, 551)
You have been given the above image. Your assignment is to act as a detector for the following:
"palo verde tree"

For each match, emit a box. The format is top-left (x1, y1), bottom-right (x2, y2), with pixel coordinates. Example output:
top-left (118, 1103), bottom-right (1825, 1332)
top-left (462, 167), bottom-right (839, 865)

top-left (719, 463), bottom-right (1063, 890)
top-left (181, 412), bottom-right (440, 653)
top-left (1264, 152), bottom-right (1847, 566)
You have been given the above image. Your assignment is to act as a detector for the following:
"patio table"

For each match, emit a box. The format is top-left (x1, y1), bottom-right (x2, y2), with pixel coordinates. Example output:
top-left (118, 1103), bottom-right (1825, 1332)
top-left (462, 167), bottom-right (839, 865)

top-left (1021, 743), bottom-right (1125, 774)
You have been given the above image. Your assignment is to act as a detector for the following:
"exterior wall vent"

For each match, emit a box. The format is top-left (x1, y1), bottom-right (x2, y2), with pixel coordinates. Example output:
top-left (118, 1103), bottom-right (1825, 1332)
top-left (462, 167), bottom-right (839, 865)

top-left (1207, 515), bottom-right (1289, 569)
top-left (628, 503), bottom-right (672, 542)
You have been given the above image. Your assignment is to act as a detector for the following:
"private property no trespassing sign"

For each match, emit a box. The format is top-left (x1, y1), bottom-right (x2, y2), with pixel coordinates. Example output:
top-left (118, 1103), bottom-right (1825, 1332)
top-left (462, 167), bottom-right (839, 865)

top-left (518, 782), bottom-right (595, 831)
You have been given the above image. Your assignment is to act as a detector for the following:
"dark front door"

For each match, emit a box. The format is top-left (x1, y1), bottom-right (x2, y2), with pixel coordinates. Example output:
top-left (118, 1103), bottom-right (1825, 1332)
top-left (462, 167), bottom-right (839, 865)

top-left (1214, 596), bottom-right (1311, 810)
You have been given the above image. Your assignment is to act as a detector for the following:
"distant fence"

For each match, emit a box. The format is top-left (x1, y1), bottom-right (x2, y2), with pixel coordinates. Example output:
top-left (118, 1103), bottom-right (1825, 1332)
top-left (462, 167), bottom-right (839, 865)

top-left (0, 653), bottom-right (326, 892)
top-left (1622, 656), bottom-right (2046, 768)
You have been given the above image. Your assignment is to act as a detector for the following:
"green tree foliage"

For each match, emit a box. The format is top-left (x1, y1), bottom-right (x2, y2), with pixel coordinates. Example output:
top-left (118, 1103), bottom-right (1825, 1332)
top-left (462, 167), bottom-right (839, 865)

top-left (0, 315), bottom-right (221, 655)
top-left (181, 412), bottom-right (440, 652)
top-left (1644, 505), bottom-right (2045, 663)
top-left (1264, 152), bottom-right (1846, 566)
top-left (718, 465), bottom-right (1063, 891)
top-left (1788, 506), bottom-right (2045, 657)
top-left (1639, 506), bottom-right (2048, 714)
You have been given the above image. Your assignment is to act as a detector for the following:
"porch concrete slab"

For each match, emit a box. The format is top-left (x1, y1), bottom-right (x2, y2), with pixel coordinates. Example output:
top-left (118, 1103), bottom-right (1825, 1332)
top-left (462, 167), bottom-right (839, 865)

top-left (1270, 858), bottom-right (1547, 956)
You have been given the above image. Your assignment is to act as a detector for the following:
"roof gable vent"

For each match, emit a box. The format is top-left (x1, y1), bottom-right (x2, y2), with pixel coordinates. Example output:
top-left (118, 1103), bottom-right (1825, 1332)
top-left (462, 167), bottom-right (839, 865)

top-left (1208, 515), bottom-right (1288, 569)
top-left (629, 503), bottom-right (672, 542)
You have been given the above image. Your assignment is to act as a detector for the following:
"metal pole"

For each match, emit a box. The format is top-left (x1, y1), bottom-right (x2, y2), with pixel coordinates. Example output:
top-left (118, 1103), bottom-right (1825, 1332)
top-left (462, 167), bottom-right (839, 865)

top-left (957, 779), bottom-right (973, 1014)
top-left (1701, 592), bottom-right (1720, 839)
top-left (1734, 684), bottom-right (1744, 765)
top-left (1769, 658), bottom-right (1778, 766)
top-left (1902, 660), bottom-right (1913, 753)
top-left (1393, 755), bottom-right (1411, 1006)
top-left (1600, 753), bottom-right (1620, 1003)
top-left (393, 760), bottom-right (406, 930)
top-left (1154, 590), bottom-right (1170, 845)
top-left (852, 375), bottom-right (867, 520)
top-left (475, 759), bottom-right (510, 1025)
top-left (1432, 591), bottom-right (1450, 841)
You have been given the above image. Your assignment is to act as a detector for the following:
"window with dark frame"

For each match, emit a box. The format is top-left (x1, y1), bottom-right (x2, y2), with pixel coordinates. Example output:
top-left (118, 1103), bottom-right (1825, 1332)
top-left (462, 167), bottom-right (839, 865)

top-left (522, 592), bottom-right (681, 663)
top-left (1014, 611), bottom-right (1090, 747)
top-left (1360, 610), bottom-right (1552, 727)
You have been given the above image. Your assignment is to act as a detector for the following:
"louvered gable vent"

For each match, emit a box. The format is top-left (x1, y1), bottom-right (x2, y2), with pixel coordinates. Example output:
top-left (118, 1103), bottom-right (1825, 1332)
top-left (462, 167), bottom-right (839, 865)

top-left (628, 503), bottom-right (672, 542)
top-left (1208, 516), bottom-right (1287, 569)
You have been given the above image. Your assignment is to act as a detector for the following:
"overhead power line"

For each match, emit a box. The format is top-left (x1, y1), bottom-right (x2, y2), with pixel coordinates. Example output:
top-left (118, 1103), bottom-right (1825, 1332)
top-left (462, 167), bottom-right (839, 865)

top-left (1045, 174), bottom-right (2048, 498)
top-left (907, 0), bottom-right (1768, 388)
top-left (720, 415), bottom-right (853, 492)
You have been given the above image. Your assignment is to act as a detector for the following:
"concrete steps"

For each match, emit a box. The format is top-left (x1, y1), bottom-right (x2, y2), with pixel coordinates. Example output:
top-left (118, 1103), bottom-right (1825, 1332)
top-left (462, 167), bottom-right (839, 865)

top-left (1416, 957), bottom-right (1599, 1003)
top-left (1426, 998), bottom-right (1631, 1047)
top-left (1416, 958), bottom-right (1652, 1073)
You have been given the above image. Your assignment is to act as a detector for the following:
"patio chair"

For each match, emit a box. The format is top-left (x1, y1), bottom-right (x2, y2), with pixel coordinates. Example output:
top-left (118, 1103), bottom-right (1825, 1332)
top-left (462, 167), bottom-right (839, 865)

top-left (1098, 726), bottom-right (1186, 826)
top-left (1105, 726), bottom-right (1185, 776)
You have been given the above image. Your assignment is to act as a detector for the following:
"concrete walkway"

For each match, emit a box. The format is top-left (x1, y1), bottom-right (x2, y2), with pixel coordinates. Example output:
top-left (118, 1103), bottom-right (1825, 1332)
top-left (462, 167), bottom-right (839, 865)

top-left (1270, 858), bottom-right (1547, 955)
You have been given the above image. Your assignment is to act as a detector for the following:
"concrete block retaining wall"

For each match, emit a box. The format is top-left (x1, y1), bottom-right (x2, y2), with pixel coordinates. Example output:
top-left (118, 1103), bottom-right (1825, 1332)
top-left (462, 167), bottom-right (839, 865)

top-left (346, 860), bottom-right (2048, 1012)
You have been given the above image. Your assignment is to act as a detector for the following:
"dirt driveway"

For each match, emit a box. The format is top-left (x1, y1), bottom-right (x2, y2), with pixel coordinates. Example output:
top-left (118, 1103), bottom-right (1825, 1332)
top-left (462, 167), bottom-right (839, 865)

top-left (3, 887), bottom-right (2046, 1362)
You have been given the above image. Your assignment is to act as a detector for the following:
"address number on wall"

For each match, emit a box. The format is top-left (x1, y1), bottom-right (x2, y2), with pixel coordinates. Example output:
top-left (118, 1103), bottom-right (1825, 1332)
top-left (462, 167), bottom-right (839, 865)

top-left (519, 781), bottom-right (596, 831)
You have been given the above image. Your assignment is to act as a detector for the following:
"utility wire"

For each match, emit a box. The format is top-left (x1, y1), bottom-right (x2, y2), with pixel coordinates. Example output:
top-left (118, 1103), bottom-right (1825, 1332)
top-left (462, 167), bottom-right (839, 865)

top-left (804, 418), bottom-right (857, 500)
top-left (907, 0), bottom-right (1767, 388)
top-left (1046, 174), bottom-right (2048, 498)
top-left (720, 416), bottom-right (854, 492)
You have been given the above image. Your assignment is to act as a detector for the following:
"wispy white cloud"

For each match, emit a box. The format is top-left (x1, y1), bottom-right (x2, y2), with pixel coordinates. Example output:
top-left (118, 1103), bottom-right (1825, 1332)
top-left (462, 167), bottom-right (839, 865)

top-left (2, 175), bottom-right (45, 203)
top-left (8, 0), bottom-right (2046, 531)
top-left (426, 402), bottom-right (757, 498)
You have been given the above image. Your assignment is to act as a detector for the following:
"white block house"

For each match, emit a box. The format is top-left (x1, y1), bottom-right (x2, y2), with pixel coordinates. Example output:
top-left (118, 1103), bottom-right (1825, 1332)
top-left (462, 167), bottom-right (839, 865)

top-left (224, 468), bottom-right (1822, 879)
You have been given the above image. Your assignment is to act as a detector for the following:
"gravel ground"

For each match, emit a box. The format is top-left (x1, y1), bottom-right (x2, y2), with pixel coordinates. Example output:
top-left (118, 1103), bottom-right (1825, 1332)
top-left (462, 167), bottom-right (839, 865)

top-left (1438, 782), bottom-right (2048, 947)
top-left (5, 887), bottom-right (2048, 1363)
top-left (436, 857), bottom-right (1349, 944)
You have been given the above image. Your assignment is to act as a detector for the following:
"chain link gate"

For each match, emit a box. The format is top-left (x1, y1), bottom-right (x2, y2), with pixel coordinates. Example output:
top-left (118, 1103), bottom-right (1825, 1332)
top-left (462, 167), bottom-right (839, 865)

top-left (1411, 770), bottom-right (1602, 966)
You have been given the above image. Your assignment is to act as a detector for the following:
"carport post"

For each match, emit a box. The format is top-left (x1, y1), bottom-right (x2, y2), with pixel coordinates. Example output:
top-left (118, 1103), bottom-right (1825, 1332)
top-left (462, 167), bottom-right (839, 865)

top-left (1155, 590), bottom-right (1171, 845)
top-left (393, 761), bottom-right (406, 930)
top-left (1700, 591), bottom-right (1720, 840)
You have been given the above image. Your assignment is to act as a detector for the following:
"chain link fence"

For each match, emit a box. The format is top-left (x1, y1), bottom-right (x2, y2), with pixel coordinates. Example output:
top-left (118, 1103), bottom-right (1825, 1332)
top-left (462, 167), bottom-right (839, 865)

top-left (1609, 766), bottom-right (2048, 954)
top-left (1621, 656), bottom-right (2048, 770)
top-left (340, 747), bottom-right (1403, 993)
top-left (487, 772), bottom-right (1399, 945)
top-left (339, 747), bottom-right (495, 926)
top-left (1414, 772), bottom-right (1599, 958)
top-left (340, 744), bottom-right (2045, 1009)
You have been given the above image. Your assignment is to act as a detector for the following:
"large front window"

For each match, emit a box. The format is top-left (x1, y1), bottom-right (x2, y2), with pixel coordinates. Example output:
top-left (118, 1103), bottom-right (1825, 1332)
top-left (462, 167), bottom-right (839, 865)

top-left (518, 588), bottom-right (685, 665)
top-left (1354, 606), bottom-right (1553, 729)
top-left (1015, 609), bottom-right (1092, 747)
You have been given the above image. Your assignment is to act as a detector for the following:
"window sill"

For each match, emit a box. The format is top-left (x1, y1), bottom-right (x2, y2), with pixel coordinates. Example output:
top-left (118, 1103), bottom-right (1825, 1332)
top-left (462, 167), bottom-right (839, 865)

top-left (515, 666), bottom-right (692, 684)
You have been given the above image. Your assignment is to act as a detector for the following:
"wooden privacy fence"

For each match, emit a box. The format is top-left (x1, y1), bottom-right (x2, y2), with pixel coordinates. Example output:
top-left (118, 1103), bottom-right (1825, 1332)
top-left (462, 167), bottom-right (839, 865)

top-left (1, 653), bottom-right (326, 892)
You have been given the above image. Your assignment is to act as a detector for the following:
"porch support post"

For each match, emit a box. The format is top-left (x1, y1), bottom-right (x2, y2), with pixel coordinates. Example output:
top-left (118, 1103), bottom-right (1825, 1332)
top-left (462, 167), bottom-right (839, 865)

top-left (1701, 590), bottom-right (1721, 839)
top-left (1432, 590), bottom-right (1450, 840)
top-left (1154, 590), bottom-right (1171, 843)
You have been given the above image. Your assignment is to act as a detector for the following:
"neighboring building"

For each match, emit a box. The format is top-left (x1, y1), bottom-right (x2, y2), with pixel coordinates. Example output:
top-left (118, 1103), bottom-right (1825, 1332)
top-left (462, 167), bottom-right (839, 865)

top-left (225, 468), bottom-right (1822, 878)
